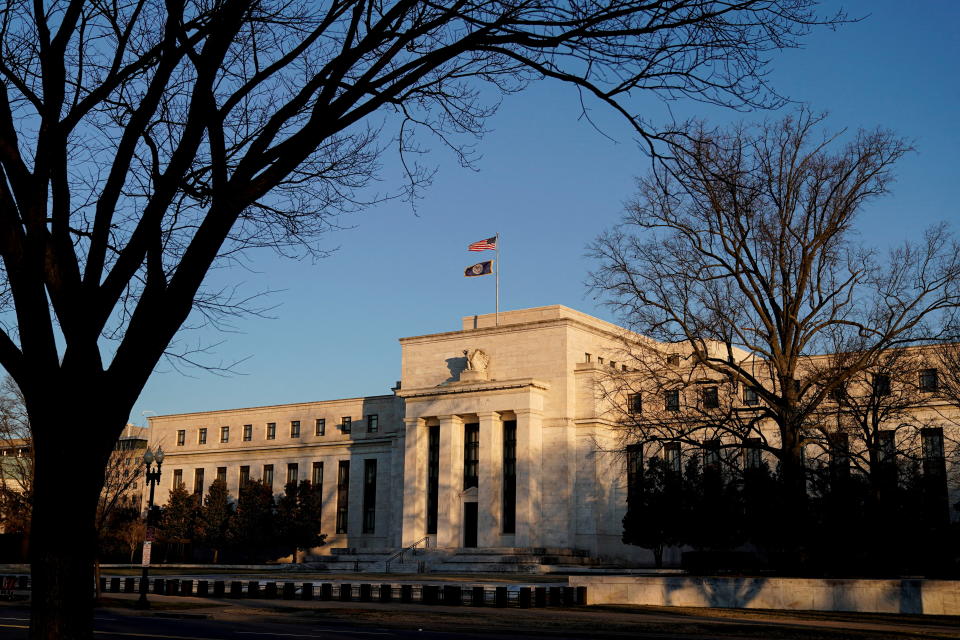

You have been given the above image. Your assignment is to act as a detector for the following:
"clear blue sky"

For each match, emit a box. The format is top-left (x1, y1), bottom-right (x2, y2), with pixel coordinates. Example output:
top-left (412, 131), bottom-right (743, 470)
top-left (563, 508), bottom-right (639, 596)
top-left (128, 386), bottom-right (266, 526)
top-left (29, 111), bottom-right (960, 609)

top-left (131, 0), bottom-right (960, 423)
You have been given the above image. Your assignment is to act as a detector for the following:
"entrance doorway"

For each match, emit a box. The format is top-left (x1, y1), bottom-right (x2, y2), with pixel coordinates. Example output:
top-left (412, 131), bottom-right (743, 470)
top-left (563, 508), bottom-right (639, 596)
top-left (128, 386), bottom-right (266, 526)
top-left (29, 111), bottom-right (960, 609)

top-left (463, 502), bottom-right (478, 548)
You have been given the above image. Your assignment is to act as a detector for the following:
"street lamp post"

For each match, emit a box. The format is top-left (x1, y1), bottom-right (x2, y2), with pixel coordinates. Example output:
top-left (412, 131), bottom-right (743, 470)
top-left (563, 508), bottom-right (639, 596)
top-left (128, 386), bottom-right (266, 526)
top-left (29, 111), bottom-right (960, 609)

top-left (135, 445), bottom-right (164, 609)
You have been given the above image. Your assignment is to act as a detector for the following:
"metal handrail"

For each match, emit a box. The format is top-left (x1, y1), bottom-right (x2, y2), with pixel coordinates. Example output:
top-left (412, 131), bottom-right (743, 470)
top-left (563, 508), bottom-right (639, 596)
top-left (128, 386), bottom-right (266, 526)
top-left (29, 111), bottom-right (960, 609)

top-left (385, 535), bottom-right (430, 573)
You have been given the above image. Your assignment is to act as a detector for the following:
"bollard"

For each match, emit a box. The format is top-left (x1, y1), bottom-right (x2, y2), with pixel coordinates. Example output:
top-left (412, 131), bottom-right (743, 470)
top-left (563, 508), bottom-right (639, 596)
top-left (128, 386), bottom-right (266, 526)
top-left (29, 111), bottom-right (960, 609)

top-left (282, 582), bottom-right (296, 600)
top-left (124, 577), bottom-right (135, 593)
top-left (562, 586), bottom-right (575, 607)
top-left (494, 586), bottom-right (508, 608)
top-left (359, 583), bottom-right (371, 602)
top-left (518, 587), bottom-right (531, 608)
top-left (400, 584), bottom-right (413, 603)
top-left (197, 580), bottom-right (209, 597)
top-left (421, 584), bottom-right (438, 605)
top-left (339, 583), bottom-right (352, 602)
top-left (229, 581), bottom-right (243, 598)
top-left (575, 586), bottom-right (587, 606)
top-left (181, 580), bottom-right (193, 597)
top-left (98, 577), bottom-right (107, 593)
top-left (109, 577), bottom-right (120, 593)
top-left (247, 581), bottom-right (259, 598)
top-left (442, 585), bottom-right (462, 606)
top-left (213, 580), bottom-right (226, 597)
top-left (534, 587), bottom-right (546, 607)
top-left (264, 582), bottom-right (277, 599)
top-left (320, 583), bottom-right (333, 601)
top-left (472, 586), bottom-right (485, 607)
top-left (379, 584), bottom-right (392, 603)
top-left (153, 578), bottom-right (165, 595)
top-left (549, 586), bottom-right (562, 607)
top-left (301, 582), bottom-right (314, 601)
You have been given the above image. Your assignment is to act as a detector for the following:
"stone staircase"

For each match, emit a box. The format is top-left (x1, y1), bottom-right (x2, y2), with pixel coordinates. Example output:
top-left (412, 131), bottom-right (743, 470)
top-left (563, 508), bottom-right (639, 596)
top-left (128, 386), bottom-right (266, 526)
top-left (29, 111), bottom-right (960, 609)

top-left (306, 547), bottom-right (599, 574)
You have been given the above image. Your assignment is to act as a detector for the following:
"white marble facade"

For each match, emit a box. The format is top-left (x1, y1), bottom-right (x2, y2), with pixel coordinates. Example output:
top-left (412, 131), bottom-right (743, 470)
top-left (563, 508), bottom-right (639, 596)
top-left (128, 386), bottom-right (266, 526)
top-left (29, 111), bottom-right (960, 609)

top-left (147, 305), bottom-right (651, 560)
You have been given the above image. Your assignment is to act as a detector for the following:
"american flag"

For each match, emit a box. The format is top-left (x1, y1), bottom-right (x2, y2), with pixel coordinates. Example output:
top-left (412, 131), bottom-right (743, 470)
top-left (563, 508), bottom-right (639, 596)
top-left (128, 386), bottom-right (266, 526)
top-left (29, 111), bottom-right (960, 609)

top-left (468, 236), bottom-right (497, 251)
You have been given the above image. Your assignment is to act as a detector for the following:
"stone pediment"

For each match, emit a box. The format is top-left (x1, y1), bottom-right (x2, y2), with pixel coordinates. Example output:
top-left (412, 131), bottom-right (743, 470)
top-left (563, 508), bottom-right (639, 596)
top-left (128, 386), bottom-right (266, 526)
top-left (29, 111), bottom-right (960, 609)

top-left (395, 377), bottom-right (550, 399)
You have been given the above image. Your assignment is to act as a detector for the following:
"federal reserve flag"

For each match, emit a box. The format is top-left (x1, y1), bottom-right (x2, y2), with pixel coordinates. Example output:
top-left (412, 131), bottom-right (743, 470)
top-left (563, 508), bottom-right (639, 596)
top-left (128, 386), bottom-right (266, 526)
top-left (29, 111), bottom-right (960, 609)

top-left (464, 260), bottom-right (493, 277)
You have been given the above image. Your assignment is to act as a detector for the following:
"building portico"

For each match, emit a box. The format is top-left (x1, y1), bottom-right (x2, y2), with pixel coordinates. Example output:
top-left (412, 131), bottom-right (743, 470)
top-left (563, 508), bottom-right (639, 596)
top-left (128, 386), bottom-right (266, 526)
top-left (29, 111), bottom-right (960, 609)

top-left (397, 379), bottom-right (549, 550)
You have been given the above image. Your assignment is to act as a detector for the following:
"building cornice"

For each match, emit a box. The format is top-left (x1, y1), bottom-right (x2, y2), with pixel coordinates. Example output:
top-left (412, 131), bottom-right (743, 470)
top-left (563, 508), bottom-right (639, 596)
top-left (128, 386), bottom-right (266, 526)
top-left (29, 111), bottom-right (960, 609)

top-left (160, 436), bottom-right (396, 458)
top-left (148, 394), bottom-right (398, 423)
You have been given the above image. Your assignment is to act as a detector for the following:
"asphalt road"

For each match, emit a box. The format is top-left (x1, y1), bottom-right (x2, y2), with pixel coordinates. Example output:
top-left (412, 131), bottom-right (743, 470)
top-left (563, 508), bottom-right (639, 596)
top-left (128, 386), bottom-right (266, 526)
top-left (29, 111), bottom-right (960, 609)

top-left (1, 602), bottom-right (959, 640)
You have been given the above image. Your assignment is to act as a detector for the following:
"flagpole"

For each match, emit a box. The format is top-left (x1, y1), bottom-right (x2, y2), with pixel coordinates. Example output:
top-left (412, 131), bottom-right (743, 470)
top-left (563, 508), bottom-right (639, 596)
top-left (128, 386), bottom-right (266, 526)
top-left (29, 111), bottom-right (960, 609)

top-left (495, 232), bottom-right (500, 326)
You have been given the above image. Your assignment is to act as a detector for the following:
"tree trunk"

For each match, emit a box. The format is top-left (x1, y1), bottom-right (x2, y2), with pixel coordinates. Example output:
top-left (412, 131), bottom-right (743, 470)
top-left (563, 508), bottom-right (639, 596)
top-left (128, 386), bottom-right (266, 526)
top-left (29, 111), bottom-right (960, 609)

top-left (777, 423), bottom-right (808, 553)
top-left (29, 443), bottom-right (103, 640)
top-left (26, 382), bottom-right (128, 640)
top-left (653, 545), bottom-right (663, 569)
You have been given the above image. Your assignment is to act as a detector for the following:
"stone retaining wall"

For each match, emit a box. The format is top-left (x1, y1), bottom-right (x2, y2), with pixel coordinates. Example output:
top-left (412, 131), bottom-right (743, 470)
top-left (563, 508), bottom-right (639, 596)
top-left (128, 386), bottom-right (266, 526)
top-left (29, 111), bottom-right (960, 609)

top-left (567, 576), bottom-right (960, 615)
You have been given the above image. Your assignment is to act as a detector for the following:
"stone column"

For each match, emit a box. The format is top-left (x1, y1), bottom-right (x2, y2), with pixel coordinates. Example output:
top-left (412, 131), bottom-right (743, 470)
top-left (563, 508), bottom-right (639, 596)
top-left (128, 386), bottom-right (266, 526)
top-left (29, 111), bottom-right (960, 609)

top-left (436, 414), bottom-right (464, 548)
top-left (513, 408), bottom-right (543, 548)
top-left (477, 411), bottom-right (503, 548)
top-left (401, 417), bottom-right (425, 546)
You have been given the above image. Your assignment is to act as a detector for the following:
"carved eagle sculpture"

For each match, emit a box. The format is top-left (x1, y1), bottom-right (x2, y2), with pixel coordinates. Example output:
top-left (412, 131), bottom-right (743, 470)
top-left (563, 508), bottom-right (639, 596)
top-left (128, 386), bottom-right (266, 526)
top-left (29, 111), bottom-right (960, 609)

top-left (463, 348), bottom-right (490, 373)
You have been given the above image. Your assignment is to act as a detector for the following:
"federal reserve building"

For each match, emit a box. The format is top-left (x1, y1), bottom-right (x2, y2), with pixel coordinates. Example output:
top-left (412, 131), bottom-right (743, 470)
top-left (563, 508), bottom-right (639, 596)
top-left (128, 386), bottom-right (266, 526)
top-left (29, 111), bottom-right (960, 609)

top-left (145, 305), bottom-right (959, 568)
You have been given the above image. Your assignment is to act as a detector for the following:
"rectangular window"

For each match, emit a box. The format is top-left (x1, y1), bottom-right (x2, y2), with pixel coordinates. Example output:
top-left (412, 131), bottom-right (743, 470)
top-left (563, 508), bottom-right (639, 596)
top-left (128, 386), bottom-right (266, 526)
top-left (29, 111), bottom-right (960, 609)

top-left (290, 420), bottom-right (300, 438)
top-left (177, 430), bottom-right (185, 446)
top-left (627, 393), bottom-right (642, 414)
top-left (263, 464), bottom-right (274, 490)
top-left (312, 461), bottom-right (323, 489)
top-left (220, 426), bottom-right (229, 443)
top-left (743, 387), bottom-right (759, 406)
top-left (336, 460), bottom-right (350, 534)
top-left (922, 427), bottom-right (945, 468)
top-left (667, 354), bottom-right (681, 367)
top-left (626, 443), bottom-right (642, 508)
top-left (502, 420), bottom-right (516, 534)
top-left (239, 465), bottom-right (250, 487)
top-left (873, 374), bottom-right (891, 396)
top-left (664, 442), bottom-right (681, 473)
top-left (243, 424), bottom-right (252, 441)
top-left (921, 427), bottom-right (949, 525)
top-left (287, 463), bottom-right (299, 485)
top-left (665, 390), bottom-right (680, 412)
top-left (703, 439), bottom-right (721, 470)
top-left (920, 368), bottom-right (939, 392)
top-left (367, 414), bottom-right (379, 433)
top-left (315, 418), bottom-right (326, 436)
top-left (427, 425), bottom-right (440, 535)
top-left (266, 423), bottom-right (276, 440)
top-left (173, 469), bottom-right (183, 489)
top-left (743, 438), bottom-right (762, 469)
top-left (830, 384), bottom-right (846, 403)
top-left (878, 430), bottom-right (896, 464)
top-left (193, 468), bottom-right (204, 495)
top-left (198, 428), bottom-right (207, 445)
top-left (829, 433), bottom-right (850, 485)
top-left (703, 386), bottom-right (719, 409)
top-left (362, 459), bottom-right (377, 534)
top-left (463, 423), bottom-right (479, 489)
top-left (341, 417), bottom-right (352, 434)
top-left (216, 466), bottom-right (227, 484)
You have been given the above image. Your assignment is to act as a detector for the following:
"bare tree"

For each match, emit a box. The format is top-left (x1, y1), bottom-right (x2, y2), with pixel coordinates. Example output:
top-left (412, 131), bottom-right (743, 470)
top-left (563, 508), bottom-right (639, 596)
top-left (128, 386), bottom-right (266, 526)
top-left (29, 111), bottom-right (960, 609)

top-left (590, 111), bottom-right (960, 542)
top-left (0, 1), bottom-right (846, 636)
